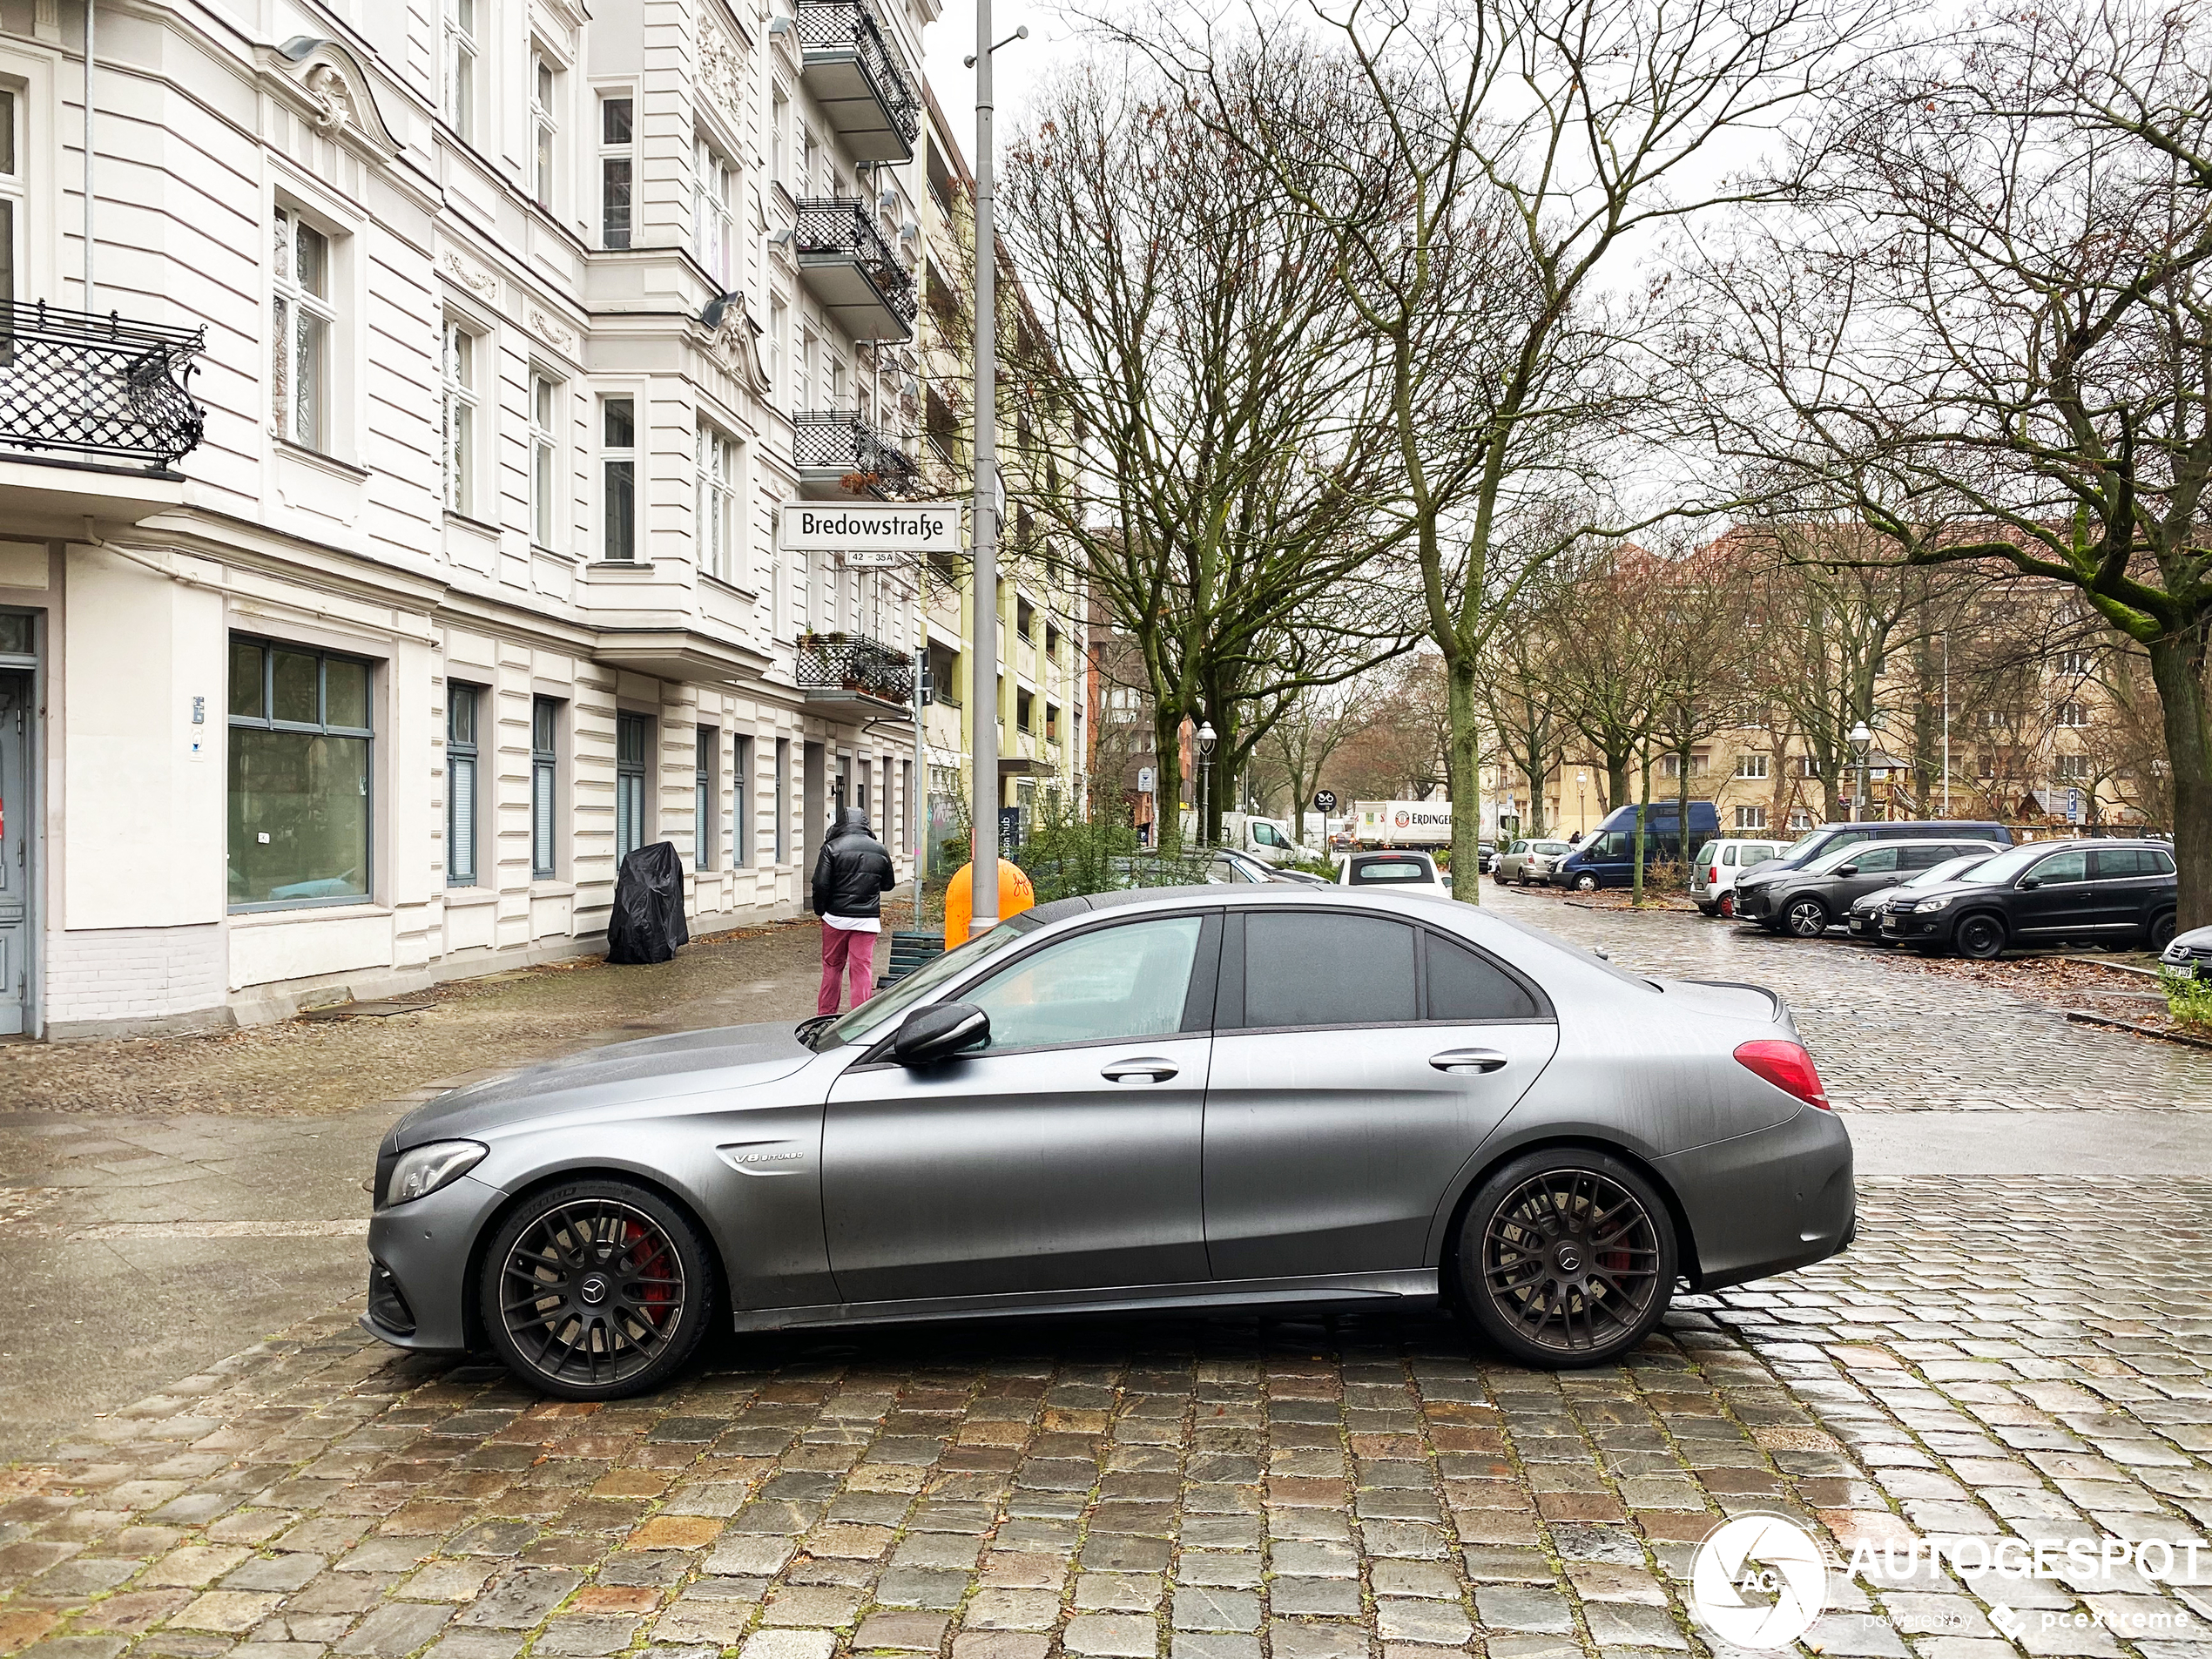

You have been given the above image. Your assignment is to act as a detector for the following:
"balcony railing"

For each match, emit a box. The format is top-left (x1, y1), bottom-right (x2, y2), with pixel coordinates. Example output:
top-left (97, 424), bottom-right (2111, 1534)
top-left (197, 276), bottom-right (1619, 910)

top-left (793, 199), bottom-right (917, 329)
top-left (794, 409), bottom-right (921, 496)
top-left (796, 630), bottom-right (915, 705)
top-left (796, 0), bottom-right (921, 157)
top-left (0, 302), bottom-right (207, 472)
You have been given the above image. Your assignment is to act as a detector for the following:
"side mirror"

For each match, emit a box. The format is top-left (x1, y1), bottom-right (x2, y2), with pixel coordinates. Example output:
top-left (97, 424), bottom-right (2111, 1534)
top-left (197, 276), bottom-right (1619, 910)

top-left (2018, 875), bottom-right (2041, 890)
top-left (891, 1002), bottom-right (989, 1067)
top-left (1836, 862), bottom-right (1859, 876)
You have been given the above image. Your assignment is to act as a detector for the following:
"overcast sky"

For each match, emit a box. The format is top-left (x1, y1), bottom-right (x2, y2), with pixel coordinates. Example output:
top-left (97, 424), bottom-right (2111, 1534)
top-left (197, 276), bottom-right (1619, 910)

top-left (920, 0), bottom-right (1069, 174)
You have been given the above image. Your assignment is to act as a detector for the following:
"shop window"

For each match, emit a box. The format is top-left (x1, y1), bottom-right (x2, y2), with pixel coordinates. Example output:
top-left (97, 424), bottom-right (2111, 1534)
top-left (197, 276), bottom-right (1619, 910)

top-left (228, 637), bottom-right (373, 910)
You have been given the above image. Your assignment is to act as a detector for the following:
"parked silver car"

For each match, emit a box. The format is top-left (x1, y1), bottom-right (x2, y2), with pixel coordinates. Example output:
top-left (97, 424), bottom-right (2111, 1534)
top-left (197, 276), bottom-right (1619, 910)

top-left (1496, 838), bottom-right (1574, 885)
top-left (365, 887), bottom-right (1855, 1398)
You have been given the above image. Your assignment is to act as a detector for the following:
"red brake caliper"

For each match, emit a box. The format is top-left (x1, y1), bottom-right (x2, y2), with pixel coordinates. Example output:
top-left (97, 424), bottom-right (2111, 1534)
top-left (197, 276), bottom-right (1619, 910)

top-left (624, 1222), bottom-right (675, 1328)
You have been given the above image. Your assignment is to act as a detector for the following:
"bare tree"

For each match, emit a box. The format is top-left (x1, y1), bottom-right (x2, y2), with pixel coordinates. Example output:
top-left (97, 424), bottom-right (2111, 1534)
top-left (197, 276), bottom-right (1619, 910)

top-left (1703, 3), bottom-right (2212, 921)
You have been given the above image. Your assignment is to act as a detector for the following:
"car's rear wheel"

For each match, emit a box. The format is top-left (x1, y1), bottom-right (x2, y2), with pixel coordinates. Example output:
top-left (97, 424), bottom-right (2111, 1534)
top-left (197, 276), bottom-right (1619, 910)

top-left (1695, 902), bottom-right (1716, 916)
top-left (1716, 894), bottom-right (1735, 919)
top-left (481, 1179), bottom-right (717, 1400)
top-left (1574, 873), bottom-right (1599, 892)
top-left (1955, 913), bottom-right (2007, 961)
top-left (1453, 1150), bottom-right (1677, 1368)
top-left (2150, 911), bottom-right (2179, 951)
top-left (1784, 897), bottom-right (1829, 939)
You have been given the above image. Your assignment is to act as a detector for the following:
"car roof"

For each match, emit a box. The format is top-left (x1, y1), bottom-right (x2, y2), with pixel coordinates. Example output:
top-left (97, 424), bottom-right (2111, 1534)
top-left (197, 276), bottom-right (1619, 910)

top-left (1027, 882), bottom-right (1459, 927)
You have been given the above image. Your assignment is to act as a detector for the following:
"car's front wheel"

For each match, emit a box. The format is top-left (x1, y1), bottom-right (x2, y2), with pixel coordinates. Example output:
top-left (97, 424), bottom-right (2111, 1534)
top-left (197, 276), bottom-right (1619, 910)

top-left (1454, 1150), bottom-right (1677, 1368)
top-left (1784, 897), bottom-right (1830, 939)
top-left (1574, 873), bottom-right (1599, 892)
top-left (481, 1178), bottom-right (718, 1400)
top-left (1954, 913), bottom-right (2007, 961)
top-left (2150, 911), bottom-right (2179, 951)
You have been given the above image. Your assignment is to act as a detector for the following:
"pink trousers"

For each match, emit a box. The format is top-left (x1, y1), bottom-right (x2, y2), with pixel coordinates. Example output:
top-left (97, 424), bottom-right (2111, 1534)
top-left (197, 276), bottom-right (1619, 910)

top-left (818, 925), bottom-right (877, 1015)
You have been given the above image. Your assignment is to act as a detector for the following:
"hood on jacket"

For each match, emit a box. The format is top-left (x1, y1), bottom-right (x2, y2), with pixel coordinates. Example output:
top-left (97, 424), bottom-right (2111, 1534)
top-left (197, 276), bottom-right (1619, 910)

top-left (832, 807), bottom-right (873, 839)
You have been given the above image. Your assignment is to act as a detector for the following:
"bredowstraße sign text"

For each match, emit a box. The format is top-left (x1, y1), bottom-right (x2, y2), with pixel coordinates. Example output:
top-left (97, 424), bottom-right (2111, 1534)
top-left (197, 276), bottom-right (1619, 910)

top-left (778, 502), bottom-right (961, 556)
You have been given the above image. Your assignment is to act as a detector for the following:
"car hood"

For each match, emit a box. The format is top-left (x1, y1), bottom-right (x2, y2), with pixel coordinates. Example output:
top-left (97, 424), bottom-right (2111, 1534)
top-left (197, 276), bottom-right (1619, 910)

top-left (386, 1021), bottom-right (815, 1150)
top-left (2169, 924), bottom-right (2212, 953)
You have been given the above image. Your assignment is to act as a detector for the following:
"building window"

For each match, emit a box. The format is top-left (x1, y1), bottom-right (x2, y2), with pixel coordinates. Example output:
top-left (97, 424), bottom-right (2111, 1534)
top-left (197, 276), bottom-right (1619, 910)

top-left (1735, 753), bottom-right (1769, 779)
top-left (1660, 753), bottom-right (1707, 779)
top-left (1798, 754), bottom-right (1822, 778)
top-left (0, 90), bottom-right (20, 310)
top-left (228, 637), bottom-right (373, 910)
top-left (1734, 804), bottom-right (1768, 831)
top-left (771, 86), bottom-right (790, 186)
top-left (696, 424), bottom-right (737, 582)
top-left (1016, 689), bottom-right (1034, 733)
top-left (1787, 807), bottom-right (1813, 831)
top-left (273, 206), bottom-right (332, 450)
top-left (694, 138), bottom-right (736, 288)
top-left (2055, 753), bottom-right (2090, 781)
top-left (768, 299), bottom-right (787, 402)
top-left (775, 736), bottom-right (790, 862)
top-left (529, 372), bottom-right (559, 547)
top-left (694, 726), bottom-right (718, 871)
top-left (733, 734), bottom-right (754, 867)
top-left (2057, 649), bottom-right (2091, 676)
top-left (600, 95), bottom-right (634, 249)
top-left (1044, 621), bottom-right (1062, 663)
top-left (440, 318), bottom-right (477, 517)
top-left (2056, 700), bottom-right (2089, 728)
top-left (1016, 597), bottom-right (1035, 643)
top-left (442, 0), bottom-right (478, 138)
top-left (531, 696), bottom-right (560, 879)
top-left (1045, 703), bottom-right (1061, 744)
top-left (616, 711), bottom-right (651, 860)
top-left (602, 396), bottom-right (637, 561)
top-left (532, 55), bottom-right (559, 209)
top-left (446, 685), bottom-right (482, 886)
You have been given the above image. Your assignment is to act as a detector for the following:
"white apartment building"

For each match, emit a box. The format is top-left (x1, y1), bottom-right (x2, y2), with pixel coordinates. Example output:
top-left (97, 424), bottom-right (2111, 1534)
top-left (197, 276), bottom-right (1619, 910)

top-left (0, 0), bottom-right (934, 1036)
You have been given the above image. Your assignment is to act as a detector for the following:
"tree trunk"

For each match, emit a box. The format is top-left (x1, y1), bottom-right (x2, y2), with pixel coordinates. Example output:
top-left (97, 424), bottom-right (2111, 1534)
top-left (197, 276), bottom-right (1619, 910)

top-left (2147, 626), bottom-right (2212, 930)
top-left (1675, 745), bottom-right (1693, 893)
top-left (1153, 708), bottom-right (1186, 855)
top-left (1631, 758), bottom-right (1652, 905)
top-left (1447, 653), bottom-right (1483, 907)
top-left (1606, 754), bottom-right (1630, 813)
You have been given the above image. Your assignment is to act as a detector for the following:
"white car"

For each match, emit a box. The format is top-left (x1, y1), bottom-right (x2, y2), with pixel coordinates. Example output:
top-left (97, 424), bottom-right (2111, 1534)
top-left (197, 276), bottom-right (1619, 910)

top-left (1691, 839), bottom-right (1787, 917)
top-left (1337, 849), bottom-right (1453, 892)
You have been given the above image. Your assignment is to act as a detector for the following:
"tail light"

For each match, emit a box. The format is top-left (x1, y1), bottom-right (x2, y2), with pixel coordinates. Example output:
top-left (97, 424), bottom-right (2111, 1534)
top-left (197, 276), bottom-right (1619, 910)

top-left (1735, 1039), bottom-right (1831, 1109)
top-left (1708, 867), bottom-right (1719, 884)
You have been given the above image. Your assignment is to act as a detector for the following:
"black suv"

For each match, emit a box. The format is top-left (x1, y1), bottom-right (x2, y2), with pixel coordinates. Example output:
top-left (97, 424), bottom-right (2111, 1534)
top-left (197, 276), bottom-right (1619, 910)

top-left (1879, 838), bottom-right (2178, 958)
top-left (1736, 837), bottom-right (2002, 938)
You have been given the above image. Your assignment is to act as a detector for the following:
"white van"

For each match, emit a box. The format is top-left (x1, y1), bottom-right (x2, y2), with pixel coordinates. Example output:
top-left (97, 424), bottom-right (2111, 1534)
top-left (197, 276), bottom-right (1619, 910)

top-left (1691, 839), bottom-right (1787, 916)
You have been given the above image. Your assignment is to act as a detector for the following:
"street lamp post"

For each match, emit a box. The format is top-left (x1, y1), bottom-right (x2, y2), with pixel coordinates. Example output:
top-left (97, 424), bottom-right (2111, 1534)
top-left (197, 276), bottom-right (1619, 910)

top-left (1197, 721), bottom-right (1217, 847)
top-left (1850, 720), bottom-right (1873, 822)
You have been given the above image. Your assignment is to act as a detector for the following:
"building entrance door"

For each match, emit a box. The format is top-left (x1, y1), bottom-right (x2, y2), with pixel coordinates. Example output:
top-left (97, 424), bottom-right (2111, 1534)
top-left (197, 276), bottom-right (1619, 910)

top-left (0, 672), bottom-right (30, 1037)
top-left (801, 741), bottom-right (826, 910)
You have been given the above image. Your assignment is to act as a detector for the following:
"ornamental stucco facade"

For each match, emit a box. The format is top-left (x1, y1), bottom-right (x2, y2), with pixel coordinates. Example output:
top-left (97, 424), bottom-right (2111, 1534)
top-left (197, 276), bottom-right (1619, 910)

top-left (0, 0), bottom-right (936, 1036)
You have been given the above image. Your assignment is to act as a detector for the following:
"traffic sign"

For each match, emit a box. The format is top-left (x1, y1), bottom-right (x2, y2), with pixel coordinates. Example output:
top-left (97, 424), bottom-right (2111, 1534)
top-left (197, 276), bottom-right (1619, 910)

top-left (2067, 788), bottom-right (2083, 824)
top-left (1314, 789), bottom-right (1338, 812)
top-left (1138, 766), bottom-right (1156, 793)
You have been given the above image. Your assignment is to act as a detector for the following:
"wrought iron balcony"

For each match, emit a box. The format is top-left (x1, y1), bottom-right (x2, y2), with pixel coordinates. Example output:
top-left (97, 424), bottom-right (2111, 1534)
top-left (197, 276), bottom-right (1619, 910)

top-left (796, 0), bottom-right (921, 161)
top-left (793, 198), bottom-right (916, 341)
top-left (793, 409), bottom-right (921, 498)
top-left (0, 302), bottom-right (206, 472)
top-left (795, 629), bottom-right (915, 709)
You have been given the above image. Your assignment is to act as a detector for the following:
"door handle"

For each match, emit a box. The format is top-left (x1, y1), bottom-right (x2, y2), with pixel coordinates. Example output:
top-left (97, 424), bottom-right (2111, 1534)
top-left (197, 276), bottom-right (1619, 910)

top-left (1101, 1057), bottom-right (1178, 1083)
top-left (1431, 1049), bottom-right (1508, 1075)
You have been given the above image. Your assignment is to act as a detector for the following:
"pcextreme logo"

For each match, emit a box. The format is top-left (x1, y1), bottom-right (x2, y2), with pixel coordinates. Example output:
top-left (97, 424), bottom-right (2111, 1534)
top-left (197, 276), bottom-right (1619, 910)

top-left (1689, 1514), bottom-right (1829, 1650)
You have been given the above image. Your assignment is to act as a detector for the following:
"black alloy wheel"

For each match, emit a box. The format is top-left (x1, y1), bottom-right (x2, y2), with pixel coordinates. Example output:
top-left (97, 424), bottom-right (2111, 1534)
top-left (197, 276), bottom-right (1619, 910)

top-left (1455, 1150), bottom-right (1677, 1366)
top-left (482, 1179), bottom-right (716, 1399)
top-left (1954, 913), bottom-right (2007, 961)
top-left (1784, 896), bottom-right (1830, 939)
top-left (2151, 912), bottom-right (2179, 951)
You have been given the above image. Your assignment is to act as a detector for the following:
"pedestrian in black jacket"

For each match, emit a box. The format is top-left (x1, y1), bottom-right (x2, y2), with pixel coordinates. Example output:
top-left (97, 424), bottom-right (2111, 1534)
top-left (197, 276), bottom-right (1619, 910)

top-left (813, 806), bottom-right (898, 1015)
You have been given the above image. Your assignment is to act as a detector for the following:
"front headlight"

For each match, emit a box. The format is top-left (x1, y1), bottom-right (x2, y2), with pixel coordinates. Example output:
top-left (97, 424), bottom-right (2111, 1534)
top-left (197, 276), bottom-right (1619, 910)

top-left (1914, 894), bottom-right (1955, 913)
top-left (383, 1140), bottom-right (487, 1207)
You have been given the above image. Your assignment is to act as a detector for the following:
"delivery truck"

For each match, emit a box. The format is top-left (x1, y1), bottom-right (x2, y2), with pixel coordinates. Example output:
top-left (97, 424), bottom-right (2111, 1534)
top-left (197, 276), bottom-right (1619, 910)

top-left (1352, 799), bottom-right (1453, 849)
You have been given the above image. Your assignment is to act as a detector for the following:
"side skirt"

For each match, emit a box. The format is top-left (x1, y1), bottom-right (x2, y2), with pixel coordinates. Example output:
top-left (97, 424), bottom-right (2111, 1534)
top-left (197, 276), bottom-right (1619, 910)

top-left (730, 1270), bottom-right (1440, 1332)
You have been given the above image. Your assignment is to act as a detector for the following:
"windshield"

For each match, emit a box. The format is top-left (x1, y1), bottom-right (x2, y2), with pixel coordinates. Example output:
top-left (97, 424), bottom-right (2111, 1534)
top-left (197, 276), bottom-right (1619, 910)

top-left (1904, 853), bottom-right (1992, 890)
top-left (1954, 842), bottom-right (2047, 887)
top-left (811, 917), bottom-right (1038, 1049)
top-left (1778, 830), bottom-right (1828, 861)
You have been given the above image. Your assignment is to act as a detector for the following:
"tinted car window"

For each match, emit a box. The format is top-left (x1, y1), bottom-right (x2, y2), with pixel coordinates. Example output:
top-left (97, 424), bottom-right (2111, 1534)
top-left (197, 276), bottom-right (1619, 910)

top-left (969, 915), bottom-right (1204, 1050)
top-left (1426, 934), bottom-right (1541, 1022)
top-left (1245, 913), bottom-right (1417, 1028)
top-left (1844, 846), bottom-right (1899, 873)
top-left (1899, 844), bottom-right (1959, 871)
top-left (1719, 846), bottom-right (1737, 867)
top-left (2027, 851), bottom-right (2089, 885)
top-left (2094, 847), bottom-right (2171, 878)
top-left (1350, 858), bottom-right (1432, 884)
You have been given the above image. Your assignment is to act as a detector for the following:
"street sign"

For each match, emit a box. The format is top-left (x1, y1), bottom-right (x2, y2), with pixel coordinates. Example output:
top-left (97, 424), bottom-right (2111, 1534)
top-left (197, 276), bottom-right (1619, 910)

top-left (777, 502), bottom-right (961, 556)
top-left (2067, 788), bottom-right (2083, 824)
top-left (1138, 766), bottom-right (1156, 793)
top-left (1314, 789), bottom-right (1338, 812)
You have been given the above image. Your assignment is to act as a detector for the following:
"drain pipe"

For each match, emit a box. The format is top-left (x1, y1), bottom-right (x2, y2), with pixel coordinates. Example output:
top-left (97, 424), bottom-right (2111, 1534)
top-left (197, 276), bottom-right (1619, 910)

top-left (83, 0), bottom-right (94, 310)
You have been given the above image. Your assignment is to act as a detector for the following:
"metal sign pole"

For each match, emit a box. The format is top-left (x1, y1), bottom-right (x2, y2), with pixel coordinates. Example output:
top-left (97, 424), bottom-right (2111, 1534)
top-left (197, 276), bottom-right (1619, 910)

top-left (968, 0), bottom-right (1000, 937)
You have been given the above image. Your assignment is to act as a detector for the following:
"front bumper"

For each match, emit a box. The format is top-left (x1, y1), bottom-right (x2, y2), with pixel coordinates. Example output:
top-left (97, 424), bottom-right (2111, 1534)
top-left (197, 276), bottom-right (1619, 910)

top-left (361, 1173), bottom-right (509, 1352)
top-left (1657, 1105), bottom-right (1855, 1292)
top-left (1733, 887), bottom-right (1777, 921)
top-left (1880, 908), bottom-right (1951, 945)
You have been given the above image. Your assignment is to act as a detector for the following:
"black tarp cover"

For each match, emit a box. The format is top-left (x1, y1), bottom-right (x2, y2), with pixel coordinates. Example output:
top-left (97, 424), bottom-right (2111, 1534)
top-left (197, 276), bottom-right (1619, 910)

top-left (606, 840), bottom-right (691, 965)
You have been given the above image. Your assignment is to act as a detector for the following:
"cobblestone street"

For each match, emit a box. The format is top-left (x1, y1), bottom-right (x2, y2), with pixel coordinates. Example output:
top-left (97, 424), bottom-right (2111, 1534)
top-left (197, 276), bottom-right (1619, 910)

top-left (4, 892), bottom-right (2212, 1659)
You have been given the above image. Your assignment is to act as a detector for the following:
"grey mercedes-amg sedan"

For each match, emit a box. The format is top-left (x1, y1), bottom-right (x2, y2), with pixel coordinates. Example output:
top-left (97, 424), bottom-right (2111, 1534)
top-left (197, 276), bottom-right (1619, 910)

top-left (364, 887), bottom-right (1853, 1399)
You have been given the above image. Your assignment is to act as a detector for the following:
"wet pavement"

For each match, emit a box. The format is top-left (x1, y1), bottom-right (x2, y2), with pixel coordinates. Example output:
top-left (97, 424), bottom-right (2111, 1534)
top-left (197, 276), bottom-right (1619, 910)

top-left (1, 888), bottom-right (2209, 1659)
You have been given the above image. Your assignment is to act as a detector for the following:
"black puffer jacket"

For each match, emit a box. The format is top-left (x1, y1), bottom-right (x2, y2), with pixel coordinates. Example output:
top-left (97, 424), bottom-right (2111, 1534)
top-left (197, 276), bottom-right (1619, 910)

top-left (813, 807), bottom-right (898, 919)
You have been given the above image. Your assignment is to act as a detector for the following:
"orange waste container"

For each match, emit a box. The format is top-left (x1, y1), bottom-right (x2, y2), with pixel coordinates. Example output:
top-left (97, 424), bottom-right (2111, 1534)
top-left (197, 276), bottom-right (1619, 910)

top-left (943, 858), bottom-right (1035, 949)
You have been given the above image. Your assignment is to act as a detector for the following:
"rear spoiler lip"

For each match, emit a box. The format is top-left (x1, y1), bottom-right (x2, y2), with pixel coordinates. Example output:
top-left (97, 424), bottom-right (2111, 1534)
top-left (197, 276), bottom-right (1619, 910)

top-left (1681, 977), bottom-right (1786, 1022)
